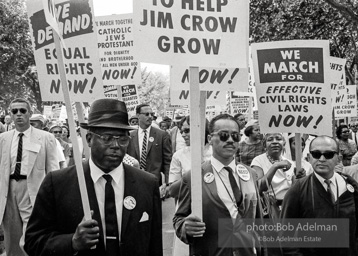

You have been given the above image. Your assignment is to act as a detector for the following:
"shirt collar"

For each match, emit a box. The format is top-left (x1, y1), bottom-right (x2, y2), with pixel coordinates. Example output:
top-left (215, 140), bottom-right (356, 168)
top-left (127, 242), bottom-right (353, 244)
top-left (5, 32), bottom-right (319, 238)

top-left (89, 157), bottom-right (123, 185)
top-left (14, 126), bottom-right (31, 138)
top-left (314, 171), bottom-right (337, 187)
top-left (211, 155), bottom-right (236, 173)
top-left (139, 126), bottom-right (151, 134)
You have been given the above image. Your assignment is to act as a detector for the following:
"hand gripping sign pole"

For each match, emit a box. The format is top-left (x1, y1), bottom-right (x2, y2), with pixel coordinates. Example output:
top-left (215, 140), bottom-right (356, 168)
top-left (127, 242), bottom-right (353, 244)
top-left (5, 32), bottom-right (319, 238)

top-left (53, 33), bottom-right (92, 221)
top-left (189, 67), bottom-right (206, 221)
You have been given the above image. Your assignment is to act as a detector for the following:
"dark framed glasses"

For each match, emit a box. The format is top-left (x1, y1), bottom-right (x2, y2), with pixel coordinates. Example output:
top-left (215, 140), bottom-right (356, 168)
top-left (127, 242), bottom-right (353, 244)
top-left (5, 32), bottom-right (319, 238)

top-left (140, 112), bottom-right (155, 117)
top-left (211, 131), bottom-right (240, 142)
top-left (310, 151), bottom-right (337, 160)
top-left (11, 108), bottom-right (28, 115)
top-left (90, 131), bottom-right (130, 147)
top-left (52, 131), bottom-right (62, 134)
top-left (180, 128), bottom-right (190, 134)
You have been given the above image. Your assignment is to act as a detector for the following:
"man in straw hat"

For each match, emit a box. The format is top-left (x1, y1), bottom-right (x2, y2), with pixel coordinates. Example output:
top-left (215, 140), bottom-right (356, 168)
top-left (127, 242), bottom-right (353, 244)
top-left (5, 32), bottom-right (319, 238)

top-left (25, 98), bottom-right (162, 256)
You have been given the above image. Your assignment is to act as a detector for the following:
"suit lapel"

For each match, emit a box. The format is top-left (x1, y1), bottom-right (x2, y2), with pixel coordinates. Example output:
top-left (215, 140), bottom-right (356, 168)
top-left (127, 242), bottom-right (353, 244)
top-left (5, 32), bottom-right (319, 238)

top-left (202, 161), bottom-right (228, 211)
top-left (146, 127), bottom-right (155, 154)
top-left (3, 130), bottom-right (15, 177)
top-left (121, 164), bottom-right (138, 238)
top-left (83, 161), bottom-right (106, 252)
top-left (131, 130), bottom-right (140, 158)
top-left (27, 127), bottom-right (41, 176)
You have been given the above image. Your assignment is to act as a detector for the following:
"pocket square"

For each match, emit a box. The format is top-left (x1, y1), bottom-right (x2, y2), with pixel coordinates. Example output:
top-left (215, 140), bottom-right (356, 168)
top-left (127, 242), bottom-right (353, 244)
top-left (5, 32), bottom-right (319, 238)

top-left (139, 212), bottom-right (149, 222)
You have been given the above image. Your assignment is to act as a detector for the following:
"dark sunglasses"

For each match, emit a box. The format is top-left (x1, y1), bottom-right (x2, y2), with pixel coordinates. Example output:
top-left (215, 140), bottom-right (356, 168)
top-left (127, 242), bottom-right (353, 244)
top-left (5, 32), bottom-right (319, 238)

top-left (341, 130), bottom-right (350, 134)
top-left (211, 131), bottom-right (240, 142)
top-left (140, 112), bottom-right (155, 117)
top-left (310, 151), bottom-right (337, 160)
top-left (180, 128), bottom-right (190, 134)
top-left (53, 131), bottom-right (62, 134)
top-left (11, 108), bottom-right (28, 115)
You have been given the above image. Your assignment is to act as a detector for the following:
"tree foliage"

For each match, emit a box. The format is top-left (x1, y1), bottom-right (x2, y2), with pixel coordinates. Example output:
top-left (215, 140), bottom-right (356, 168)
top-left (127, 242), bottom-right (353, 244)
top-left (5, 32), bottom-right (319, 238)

top-left (138, 67), bottom-right (170, 117)
top-left (0, 0), bottom-right (42, 113)
top-left (250, 0), bottom-right (358, 84)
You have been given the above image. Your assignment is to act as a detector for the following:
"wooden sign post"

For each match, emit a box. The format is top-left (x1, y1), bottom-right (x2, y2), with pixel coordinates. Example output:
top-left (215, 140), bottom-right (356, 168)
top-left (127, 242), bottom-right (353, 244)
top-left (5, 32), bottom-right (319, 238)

top-left (54, 34), bottom-right (92, 221)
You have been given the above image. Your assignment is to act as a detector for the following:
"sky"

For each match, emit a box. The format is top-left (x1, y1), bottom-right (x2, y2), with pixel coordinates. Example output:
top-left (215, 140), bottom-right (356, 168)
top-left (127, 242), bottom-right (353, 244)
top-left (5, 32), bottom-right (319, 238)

top-left (92, 0), bottom-right (169, 74)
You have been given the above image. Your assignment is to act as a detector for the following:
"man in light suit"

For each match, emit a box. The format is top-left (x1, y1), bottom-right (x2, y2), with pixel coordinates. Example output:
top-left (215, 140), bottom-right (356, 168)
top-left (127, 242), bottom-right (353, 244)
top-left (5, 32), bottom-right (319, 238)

top-left (127, 104), bottom-right (172, 195)
top-left (0, 98), bottom-right (59, 256)
top-left (4, 115), bottom-right (14, 132)
top-left (25, 99), bottom-right (162, 256)
top-left (173, 114), bottom-right (263, 256)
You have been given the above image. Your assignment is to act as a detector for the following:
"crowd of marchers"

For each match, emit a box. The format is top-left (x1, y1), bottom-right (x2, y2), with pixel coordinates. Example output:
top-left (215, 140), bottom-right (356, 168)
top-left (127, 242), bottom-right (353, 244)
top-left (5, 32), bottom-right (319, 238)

top-left (0, 98), bottom-right (358, 256)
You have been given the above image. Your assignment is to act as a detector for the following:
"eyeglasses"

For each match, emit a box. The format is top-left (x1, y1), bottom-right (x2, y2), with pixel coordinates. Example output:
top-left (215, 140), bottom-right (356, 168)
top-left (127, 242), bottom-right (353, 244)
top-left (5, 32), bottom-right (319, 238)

top-left (52, 131), bottom-right (62, 134)
top-left (180, 128), bottom-right (190, 134)
top-left (341, 130), bottom-right (350, 134)
top-left (310, 151), bottom-right (337, 160)
top-left (211, 131), bottom-right (240, 142)
top-left (11, 108), bottom-right (28, 115)
top-left (90, 131), bottom-right (130, 147)
top-left (140, 112), bottom-right (155, 117)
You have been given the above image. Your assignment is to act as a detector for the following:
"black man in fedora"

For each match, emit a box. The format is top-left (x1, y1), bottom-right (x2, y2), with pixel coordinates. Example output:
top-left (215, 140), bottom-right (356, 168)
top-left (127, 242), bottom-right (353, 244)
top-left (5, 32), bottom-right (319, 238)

top-left (24, 98), bottom-right (163, 256)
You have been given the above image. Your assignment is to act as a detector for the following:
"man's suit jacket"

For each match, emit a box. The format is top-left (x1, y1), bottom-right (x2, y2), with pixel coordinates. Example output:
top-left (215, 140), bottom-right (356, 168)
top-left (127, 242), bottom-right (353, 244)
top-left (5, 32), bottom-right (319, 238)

top-left (24, 160), bottom-right (163, 256)
top-left (173, 161), bottom-right (262, 256)
top-left (0, 127), bottom-right (59, 224)
top-left (127, 126), bottom-right (172, 184)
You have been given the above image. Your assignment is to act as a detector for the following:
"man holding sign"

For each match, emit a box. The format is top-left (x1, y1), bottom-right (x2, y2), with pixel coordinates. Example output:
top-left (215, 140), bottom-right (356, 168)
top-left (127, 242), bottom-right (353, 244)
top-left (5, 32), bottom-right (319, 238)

top-left (173, 114), bottom-right (262, 255)
top-left (24, 99), bottom-right (162, 256)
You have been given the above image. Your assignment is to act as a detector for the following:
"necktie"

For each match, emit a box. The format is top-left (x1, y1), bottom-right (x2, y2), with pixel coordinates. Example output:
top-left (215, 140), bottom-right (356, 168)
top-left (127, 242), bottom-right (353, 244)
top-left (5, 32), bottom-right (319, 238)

top-left (13, 133), bottom-right (24, 181)
top-left (103, 175), bottom-right (120, 256)
top-left (324, 179), bottom-right (335, 204)
top-left (140, 130), bottom-right (147, 170)
top-left (224, 167), bottom-right (242, 206)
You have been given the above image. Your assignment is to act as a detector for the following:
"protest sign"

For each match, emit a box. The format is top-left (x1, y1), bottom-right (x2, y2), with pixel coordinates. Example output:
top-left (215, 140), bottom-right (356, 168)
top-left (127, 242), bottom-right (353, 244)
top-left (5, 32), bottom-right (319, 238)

top-left (171, 66), bottom-right (248, 91)
top-left (330, 57), bottom-right (348, 116)
top-left (27, 0), bottom-right (104, 102)
top-left (133, 0), bottom-right (249, 68)
top-left (120, 84), bottom-right (140, 116)
top-left (95, 14), bottom-right (141, 98)
top-left (251, 40), bottom-right (331, 135)
top-left (335, 84), bottom-right (357, 118)
top-left (170, 88), bottom-right (226, 105)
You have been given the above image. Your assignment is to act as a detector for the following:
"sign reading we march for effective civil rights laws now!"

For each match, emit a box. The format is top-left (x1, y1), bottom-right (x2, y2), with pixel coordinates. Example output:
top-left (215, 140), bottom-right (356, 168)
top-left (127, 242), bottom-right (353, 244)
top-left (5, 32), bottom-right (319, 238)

top-left (26, 0), bottom-right (104, 102)
top-left (251, 40), bottom-right (332, 135)
top-left (133, 0), bottom-right (249, 68)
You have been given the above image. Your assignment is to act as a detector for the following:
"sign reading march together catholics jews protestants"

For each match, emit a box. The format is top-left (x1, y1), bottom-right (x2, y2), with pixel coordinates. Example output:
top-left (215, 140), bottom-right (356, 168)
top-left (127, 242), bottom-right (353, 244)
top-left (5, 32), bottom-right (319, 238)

top-left (133, 0), bottom-right (249, 68)
top-left (95, 14), bottom-right (140, 116)
top-left (252, 40), bottom-right (332, 135)
top-left (27, 0), bottom-right (104, 102)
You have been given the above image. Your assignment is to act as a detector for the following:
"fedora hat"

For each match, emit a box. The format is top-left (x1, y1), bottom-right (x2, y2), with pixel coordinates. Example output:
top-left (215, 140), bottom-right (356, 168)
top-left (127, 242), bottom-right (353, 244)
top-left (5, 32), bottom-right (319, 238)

top-left (80, 99), bottom-right (134, 130)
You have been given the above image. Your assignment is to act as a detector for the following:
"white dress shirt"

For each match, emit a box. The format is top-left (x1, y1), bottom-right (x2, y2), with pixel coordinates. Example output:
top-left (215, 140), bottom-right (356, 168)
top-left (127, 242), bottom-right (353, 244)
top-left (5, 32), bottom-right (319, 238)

top-left (211, 156), bottom-right (240, 219)
top-left (10, 127), bottom-right (31, 175)
top-left (138, 126), bottom-right (151, 157)
top-left (90, 158), bottom-right (124, 244)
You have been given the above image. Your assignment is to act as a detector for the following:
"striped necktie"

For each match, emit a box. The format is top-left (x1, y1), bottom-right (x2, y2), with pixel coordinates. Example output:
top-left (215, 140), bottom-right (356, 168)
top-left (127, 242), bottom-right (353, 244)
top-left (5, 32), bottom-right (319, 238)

top-left (224, 166), bottom-right (242, 206)
top-left (140, 130), bottom-right (147, 170)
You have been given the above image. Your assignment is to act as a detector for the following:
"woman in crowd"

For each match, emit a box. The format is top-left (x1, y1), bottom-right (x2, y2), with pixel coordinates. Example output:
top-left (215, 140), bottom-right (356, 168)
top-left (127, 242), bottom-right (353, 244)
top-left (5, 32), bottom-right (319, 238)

top-left (50, 124), bottom-right (71, 166)
top-left (251, 133), bottom-right (305, 206)
top-left (336, 124), bottom-right (357, 166)
top-left (168, 115), bottom-right (211, 199)
top-left (61, 125), bottom-right (71, 143)
top-left (168, 115), bottom-right (211, 256)
top-left (236, 120), bottom-right (265, 166)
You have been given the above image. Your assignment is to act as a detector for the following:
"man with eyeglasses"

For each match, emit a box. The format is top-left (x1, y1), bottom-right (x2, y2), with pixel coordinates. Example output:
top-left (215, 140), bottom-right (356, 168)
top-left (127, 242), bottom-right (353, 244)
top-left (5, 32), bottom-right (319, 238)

top-left (281, 135), bottom-right (358, 255)
top-left (127, 104), bottom-right (172, 198)
top-left (349, 122), bottom-right (358, 150)
top-left (0, 98), bottom-right (59, 256)
top-left (173, 114), bottom-right (263, 256)
top-left (24, 99), bottom-right (162, 256)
